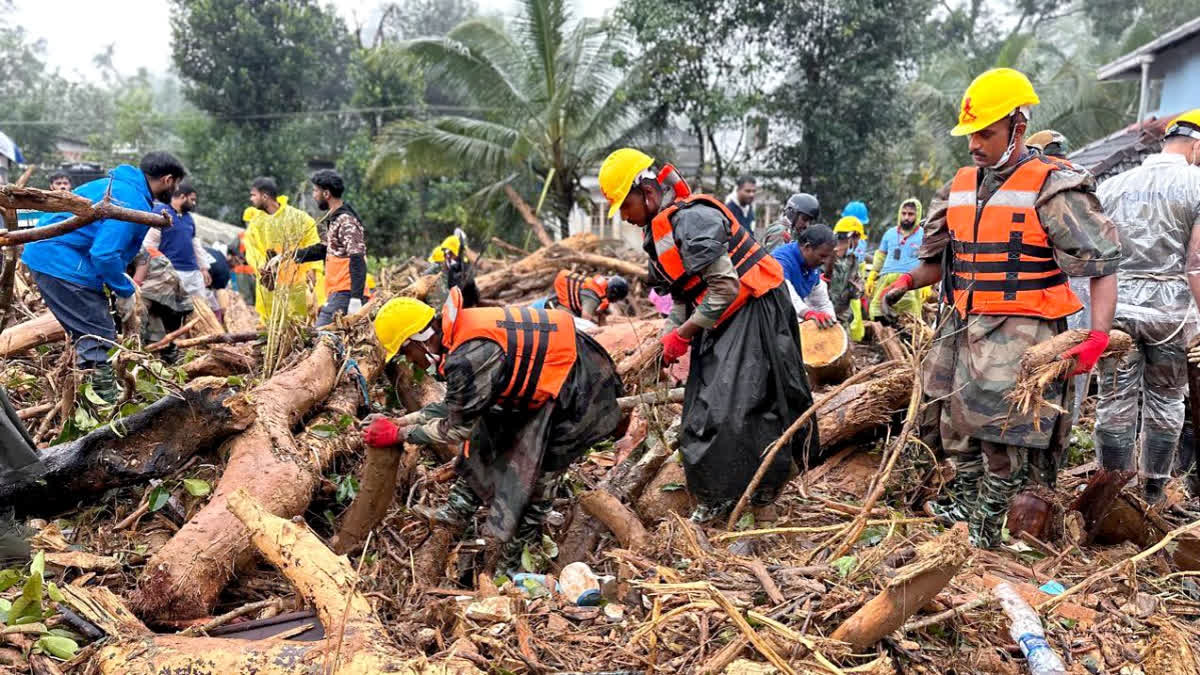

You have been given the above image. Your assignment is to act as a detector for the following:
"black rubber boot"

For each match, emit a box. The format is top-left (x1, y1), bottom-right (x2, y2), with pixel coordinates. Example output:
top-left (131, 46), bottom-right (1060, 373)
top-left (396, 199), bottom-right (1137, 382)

top-left (1143, 476), bottom-right (1168, 506)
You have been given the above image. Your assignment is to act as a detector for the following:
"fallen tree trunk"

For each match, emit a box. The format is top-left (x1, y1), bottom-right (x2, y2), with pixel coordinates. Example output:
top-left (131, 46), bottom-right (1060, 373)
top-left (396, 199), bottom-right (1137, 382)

top-left (503, 184), bottom-right (554, 248)
top-left (131, 324), bottom-right (382, 621)
top-left (0, 184), bottom-right (171, 247)
top-left (864, 321), bottom-right (906, 363)
top-left (0, 382), bottom-right (254, 516)
top-left (580, 490), bottom-right (650, 551)
top-left (180, 344), bottom-right (256, 379)
top-left (95, 490), bottom-right (480, 674)
top-left (175, 331), bottom-right (259, 349)
top-left (815, 367), bottom-right (913, 449)
top-left (831, 522), bottom-right (970, 649)
top-left (217, 288), bottom-right (259, 333)
top-left (0, 312), bottom-right (64, 357)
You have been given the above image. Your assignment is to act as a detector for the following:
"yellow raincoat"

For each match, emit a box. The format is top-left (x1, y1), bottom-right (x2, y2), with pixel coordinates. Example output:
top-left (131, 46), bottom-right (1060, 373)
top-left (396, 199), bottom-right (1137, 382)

top-left (243, 196), bottom-right (322, 321)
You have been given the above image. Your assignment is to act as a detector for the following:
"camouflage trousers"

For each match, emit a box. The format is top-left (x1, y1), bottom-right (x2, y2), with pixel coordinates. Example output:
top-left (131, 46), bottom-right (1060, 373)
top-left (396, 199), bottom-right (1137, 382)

top-left (441, 472), bottom-right (560, 573)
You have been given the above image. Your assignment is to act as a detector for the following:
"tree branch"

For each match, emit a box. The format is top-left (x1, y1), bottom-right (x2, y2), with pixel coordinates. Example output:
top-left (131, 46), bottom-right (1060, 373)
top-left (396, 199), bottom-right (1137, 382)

top-left (0, 184), bottom-right (171, 248)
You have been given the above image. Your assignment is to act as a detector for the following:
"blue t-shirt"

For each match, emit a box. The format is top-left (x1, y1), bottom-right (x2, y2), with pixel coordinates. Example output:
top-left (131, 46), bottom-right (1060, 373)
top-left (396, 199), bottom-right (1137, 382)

top-left (771, 242), bottom-right (821, 299)
top-left (878, 225), bottom-right (924, 275)
top-left (156, 203), bottom-right (199, 271)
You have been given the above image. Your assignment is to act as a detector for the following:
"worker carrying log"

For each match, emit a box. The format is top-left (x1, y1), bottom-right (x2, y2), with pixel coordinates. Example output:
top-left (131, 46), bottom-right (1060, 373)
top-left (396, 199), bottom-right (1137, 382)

top-left (362, 288), bottom-right (622, 572)
top-left (762, 192), bottom-right (820, 252)
top-left (865, 198), bottom-right (926, 323)
top-left (880, 68), bottom-right (1121, 547)
top-left (21, 152), bottom-right (187, 403)
top-left (244, 177), bottom-right (322, 322)
top-left (424, 229), bottom-right (477, 308)
top-left (598, 147), bottom-right (818, 523)
top-left (771, 223), bottom-right (838, 328)
top-left (1096, 110), bottom-right (1200, 504)
top-left (532, 270), bottom-right (629, 323)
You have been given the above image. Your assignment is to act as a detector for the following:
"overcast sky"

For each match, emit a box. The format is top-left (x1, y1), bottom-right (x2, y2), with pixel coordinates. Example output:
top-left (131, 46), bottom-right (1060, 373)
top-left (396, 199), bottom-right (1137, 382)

top-left (11, 0), bottom-right (618, 82)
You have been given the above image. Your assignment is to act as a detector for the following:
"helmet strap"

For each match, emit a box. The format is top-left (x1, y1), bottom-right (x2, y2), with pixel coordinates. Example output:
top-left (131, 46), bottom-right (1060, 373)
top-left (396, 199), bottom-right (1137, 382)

top-left (990, 112), bottom-right (1024, 169)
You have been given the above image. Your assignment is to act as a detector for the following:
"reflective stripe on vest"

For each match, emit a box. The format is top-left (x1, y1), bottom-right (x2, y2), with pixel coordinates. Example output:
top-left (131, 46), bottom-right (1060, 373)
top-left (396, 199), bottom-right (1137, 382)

top-left (945, 157), bottom-right (1082, 319)
top-left (648, 194), bottom-right (782, 327)
top-left (553, 270), bottom-right (609, 315)
top-left (442, 303), bottom-right (577, 409)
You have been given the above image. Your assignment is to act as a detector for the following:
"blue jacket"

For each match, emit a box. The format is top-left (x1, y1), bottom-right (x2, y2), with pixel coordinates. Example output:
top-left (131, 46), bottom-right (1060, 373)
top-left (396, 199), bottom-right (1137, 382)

top-left (156, 202), bottom-right (199, 272)
top-left (771, 242), bottom-right (821, 298)
top-left (22, 165), bottom-right (155, 298)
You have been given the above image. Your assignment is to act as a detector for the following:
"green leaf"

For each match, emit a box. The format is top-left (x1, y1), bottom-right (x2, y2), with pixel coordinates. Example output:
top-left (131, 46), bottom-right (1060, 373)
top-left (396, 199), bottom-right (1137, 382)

top-left (520, 547), bottom-right (537, 573)
top-left (46, 582), bottom-right (65, 604)
top-left (36, 635), bottom-right (78, 660)
top-left (541, 535), bottom-right (558, 559)
top-left (310, 424), bottom-right (339, 439)
top-left (225, 376), bottom-right (244, 387)
top-left (659, 482), bottom-right (685, 492)
top-left (48, 628), bottom-right (83, 640)
top-left (735, 512), bottom-right (755, 531)
top-left (182, 478), bottom-right (211, 497)
top-left (29, 551), bottom-right (44, 581)
top-left (72, 405), bottom-right (99, 432)
top-left (0, 598), bottom-right (10, 614)
top-left (336, 414), bottom-right (355, 430)
top-left (81, 381), bottom-right (108, 407)
top-left (0, 568), bottom-right (21, 592)
top-left (147, 485), bottom-right (171, 512)
top-left (832, 556), bottom-right (858, 579)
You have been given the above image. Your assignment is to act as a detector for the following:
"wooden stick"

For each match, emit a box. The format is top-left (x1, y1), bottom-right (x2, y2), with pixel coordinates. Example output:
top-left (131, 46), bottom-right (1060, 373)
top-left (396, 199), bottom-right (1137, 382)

top-left (902, 592), bottom-right (992, 632)
top-left (146, 318), bottom-right (200, 352)
top-left (617, 387), bottom-right (684, 411)
top-left (174, 331), bottom-right (260, 349)
top-left (502, 184), bottom-right (554, 247)
top-left (726, 359), bottom-right (902, 530)
top-left (489, 236), bottom-right (530, 257)
top-left (180, 598), bottom-right (283, 637)
top-left (0, 185), bottom-right (171, 248)
top-left (16, 403), bottom-right (53, 420)
top-left (1037, 516), bottom-right (1200, 612)
top-left (712, 517), bottom-right (935, 543)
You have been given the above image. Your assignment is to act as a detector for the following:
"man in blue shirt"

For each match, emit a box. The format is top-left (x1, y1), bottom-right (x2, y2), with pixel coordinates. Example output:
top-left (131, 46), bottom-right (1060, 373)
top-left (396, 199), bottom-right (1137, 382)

top-left (143, 182), bottom-right (214, 309)
top-left (724, 176), bottom-right (757, 230)
top-left (22, 152), bottom-right (186, 403)
top-left (866, 198), bottom-right (924, 321)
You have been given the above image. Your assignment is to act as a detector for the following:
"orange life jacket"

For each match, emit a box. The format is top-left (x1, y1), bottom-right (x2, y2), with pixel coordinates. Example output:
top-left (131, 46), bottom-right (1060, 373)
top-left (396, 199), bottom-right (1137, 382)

top-left (946, 157), bottom-right (1082, 319)
top-left (648, 194), bottom-right (782, 327)
top-left (440, 288), bottom-right (578, 410)
top-left (553, 270), bottom-right (609, 315)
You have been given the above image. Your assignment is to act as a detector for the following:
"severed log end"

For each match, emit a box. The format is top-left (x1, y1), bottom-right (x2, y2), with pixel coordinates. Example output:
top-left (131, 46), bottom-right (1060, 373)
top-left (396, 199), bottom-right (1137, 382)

top-left (332, 444), bottom-right (415, 555)
top-left (830, 523), bottom-right (970, 649)
top-left (579, 490), bottom-right (650, 551)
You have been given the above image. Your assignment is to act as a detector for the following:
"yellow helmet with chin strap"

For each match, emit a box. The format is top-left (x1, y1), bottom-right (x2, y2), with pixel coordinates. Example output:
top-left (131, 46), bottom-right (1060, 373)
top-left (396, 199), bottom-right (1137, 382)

top-left (374, 297), bottom-right (436, 361)
top-left (833, 216), bottom-right (865, 238)
top-left (599, 148), bottom-right (654, 219)
top-left (1166, 109), bottom-right (1200, 141)
top-left (951, 68), bottom-right (1040, 137)
top-left (428, 234), bottom-right (462, 263)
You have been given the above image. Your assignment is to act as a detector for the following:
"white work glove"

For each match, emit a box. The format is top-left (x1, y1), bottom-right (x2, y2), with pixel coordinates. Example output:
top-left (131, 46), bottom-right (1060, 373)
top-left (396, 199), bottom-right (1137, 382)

top-left (347, 298), bottom-right (363, 315)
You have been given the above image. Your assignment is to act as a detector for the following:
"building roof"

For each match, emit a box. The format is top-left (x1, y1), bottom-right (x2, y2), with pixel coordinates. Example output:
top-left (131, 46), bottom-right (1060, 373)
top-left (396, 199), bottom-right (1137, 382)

top-left (1097, 16), bottom-right (1200, 80)
top-left (1067, 114), bottom-right (1181, 181)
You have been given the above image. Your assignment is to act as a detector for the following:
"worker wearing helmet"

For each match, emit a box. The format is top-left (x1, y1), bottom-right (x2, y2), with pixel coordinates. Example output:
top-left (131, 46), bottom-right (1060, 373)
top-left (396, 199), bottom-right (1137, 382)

top-left (539, 270), bottom-right (630, 323)
top-left (866, 198), bottom-right (924, 323)
top-left (762, 193), bottom-right (820, 252)
top-left (598, 148), bottom-right (818, 523)
top-left (842, 201), bottom-right (870, 260)
top-left (424, 228), bottom-right (477, 308)
top-left (879, 68), bottom-right (1121, 547)
top-left (828, 216), bottom-right (866, 325)
top-left (363, 288), bottom-right (622, 573)
top-left (1097, 109), bottom-right (1200, 504)
top-left (1026, 130), bottom-right (1069, 159)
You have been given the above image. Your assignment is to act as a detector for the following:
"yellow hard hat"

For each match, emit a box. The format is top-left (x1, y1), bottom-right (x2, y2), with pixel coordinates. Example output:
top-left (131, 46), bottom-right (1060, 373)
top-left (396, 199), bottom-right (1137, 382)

top-left (428, 234), bottom-right (462, 263)
top-left (834, 216), bottom-right (865, 237)
top-left (599, 148), bottom-right (654, 219)
top-left (1166, 109), bottom-right (1200, 140)
top-left (951, 68), bottom-right (1040, 137)
top-left (374, 297), bottom-right (436, 361)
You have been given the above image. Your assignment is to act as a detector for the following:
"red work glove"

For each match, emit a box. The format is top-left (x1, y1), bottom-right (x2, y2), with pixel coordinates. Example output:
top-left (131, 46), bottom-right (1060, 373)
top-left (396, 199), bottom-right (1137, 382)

top-left (879, 273), bottom-right (914, 317)
top-left (660, 329), bottom-right (691, 365)
top-left (1059, 330), bottom-right (1109, 376)
top-left (861, 296), bottom-right (869, 312)
top-left (363, 416), bottom-right (405, 448)
top-left (804, 310), bottom-right (836, 329)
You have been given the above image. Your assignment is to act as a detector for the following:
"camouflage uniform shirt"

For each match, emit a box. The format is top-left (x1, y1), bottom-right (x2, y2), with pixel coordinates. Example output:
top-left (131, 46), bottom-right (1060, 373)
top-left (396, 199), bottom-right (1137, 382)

top-left (401, 340), bottom-right (506, 447)
top-left (761, 215), bottom-right (792, 253)
top-left (133, 249), bottom-right (193, 314)
top-left (918, 153), bottom-right (1122, 449)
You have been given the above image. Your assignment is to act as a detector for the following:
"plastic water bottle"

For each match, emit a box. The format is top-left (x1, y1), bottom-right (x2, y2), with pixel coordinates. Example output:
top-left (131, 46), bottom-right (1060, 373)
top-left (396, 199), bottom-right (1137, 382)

top-left (993, 582), bottom-right (1067, 675)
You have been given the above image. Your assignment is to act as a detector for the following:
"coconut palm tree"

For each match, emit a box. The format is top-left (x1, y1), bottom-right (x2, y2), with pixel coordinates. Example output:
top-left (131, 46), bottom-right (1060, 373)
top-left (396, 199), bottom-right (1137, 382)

top-left (370, 0), bottom-right (645, 241)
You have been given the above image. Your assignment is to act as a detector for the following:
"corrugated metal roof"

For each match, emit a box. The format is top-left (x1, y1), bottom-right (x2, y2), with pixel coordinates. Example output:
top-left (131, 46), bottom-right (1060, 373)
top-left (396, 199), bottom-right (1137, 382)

top-left (1097, 16), bottom-right (1200, 80)
top-left (1067, 115), bottom-right (1181, 181)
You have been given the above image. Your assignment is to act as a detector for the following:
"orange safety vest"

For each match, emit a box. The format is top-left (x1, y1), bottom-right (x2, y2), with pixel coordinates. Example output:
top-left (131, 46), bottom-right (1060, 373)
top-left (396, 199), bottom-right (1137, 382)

top-left (553, 270), bottom-right (609, 315)
top-left (946, 157), bottom-right (1081, 319)
top-left (440, 291), bottom-right (578, 410)
top-left (648, 194), bottom-right (782, 327)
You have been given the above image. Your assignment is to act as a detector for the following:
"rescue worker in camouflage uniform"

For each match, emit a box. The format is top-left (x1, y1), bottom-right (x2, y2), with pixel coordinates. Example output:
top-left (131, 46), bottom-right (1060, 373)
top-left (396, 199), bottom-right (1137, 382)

top-left (597, 148), bottom-right (818, 523)
top-left (1026, 130), bottom-right (1070, 159)
top-left (762, 193), bottom-right (820, 253)
top-left (880, 68), bottom-right (1120, 547)
top-left (828, 216), bottom-right (866, 325)
top-left (362, 289), bottom-right (622, 573)
top-left (1095, 110), bottom-right (1200, 504)
top-left (130, 247), bottom-right (195, 363)
top-left (424, 229), bottom-right (477, 309)
top-left (536, 270), bottom-right (630, 323)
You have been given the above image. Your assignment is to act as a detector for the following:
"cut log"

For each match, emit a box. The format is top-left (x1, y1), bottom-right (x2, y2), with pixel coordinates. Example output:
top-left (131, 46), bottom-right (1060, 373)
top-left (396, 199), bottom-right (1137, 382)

top-left (180, 344), bottom-right (256, 378)
top-left (0, 312), bottom-right (64, 357)
top-left (0, 383), bottom-right (254, 517)
top-left (815, 367), bottom-right (912, 449)
top-left (579, 490), bottom-right (649, 551)
top-left (334, 362), bottom-right (445, 554)
top-left (799, 320), bottom-right (853, 386)
top-left (830, 523), bottom-right (970, 649)
top-left (1008, 329), bottom-right (1134, 420)
top-left (131, 323), bottom-right (384, 621)
top-left (217, 288), bottom-right (259, 333)
top-left (94, 490), bottom-right (481, 674)
top-left (189, 297), bottom-right (225, 336)
top-left (634, 456), bottom-right (696, 523)
top-left (1070, 468), bottom-right (1136, 542)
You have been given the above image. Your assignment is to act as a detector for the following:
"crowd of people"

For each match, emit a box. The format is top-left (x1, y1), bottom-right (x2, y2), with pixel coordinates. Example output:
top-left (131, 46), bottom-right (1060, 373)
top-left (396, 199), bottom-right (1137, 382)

top-left (12, 64), bottom-right (1200, 573)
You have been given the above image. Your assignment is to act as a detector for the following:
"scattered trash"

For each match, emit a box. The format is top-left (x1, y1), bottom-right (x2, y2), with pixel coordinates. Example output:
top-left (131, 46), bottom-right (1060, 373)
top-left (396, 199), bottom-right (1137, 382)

top-left (465, 596), bottom-right (514, 624)
top-left (1037, 580), bottom-right (1065, 596)
top-left (994, 581), bottom-right (1067, 675)
top-left (559, 561), bottom-right (606, 606)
